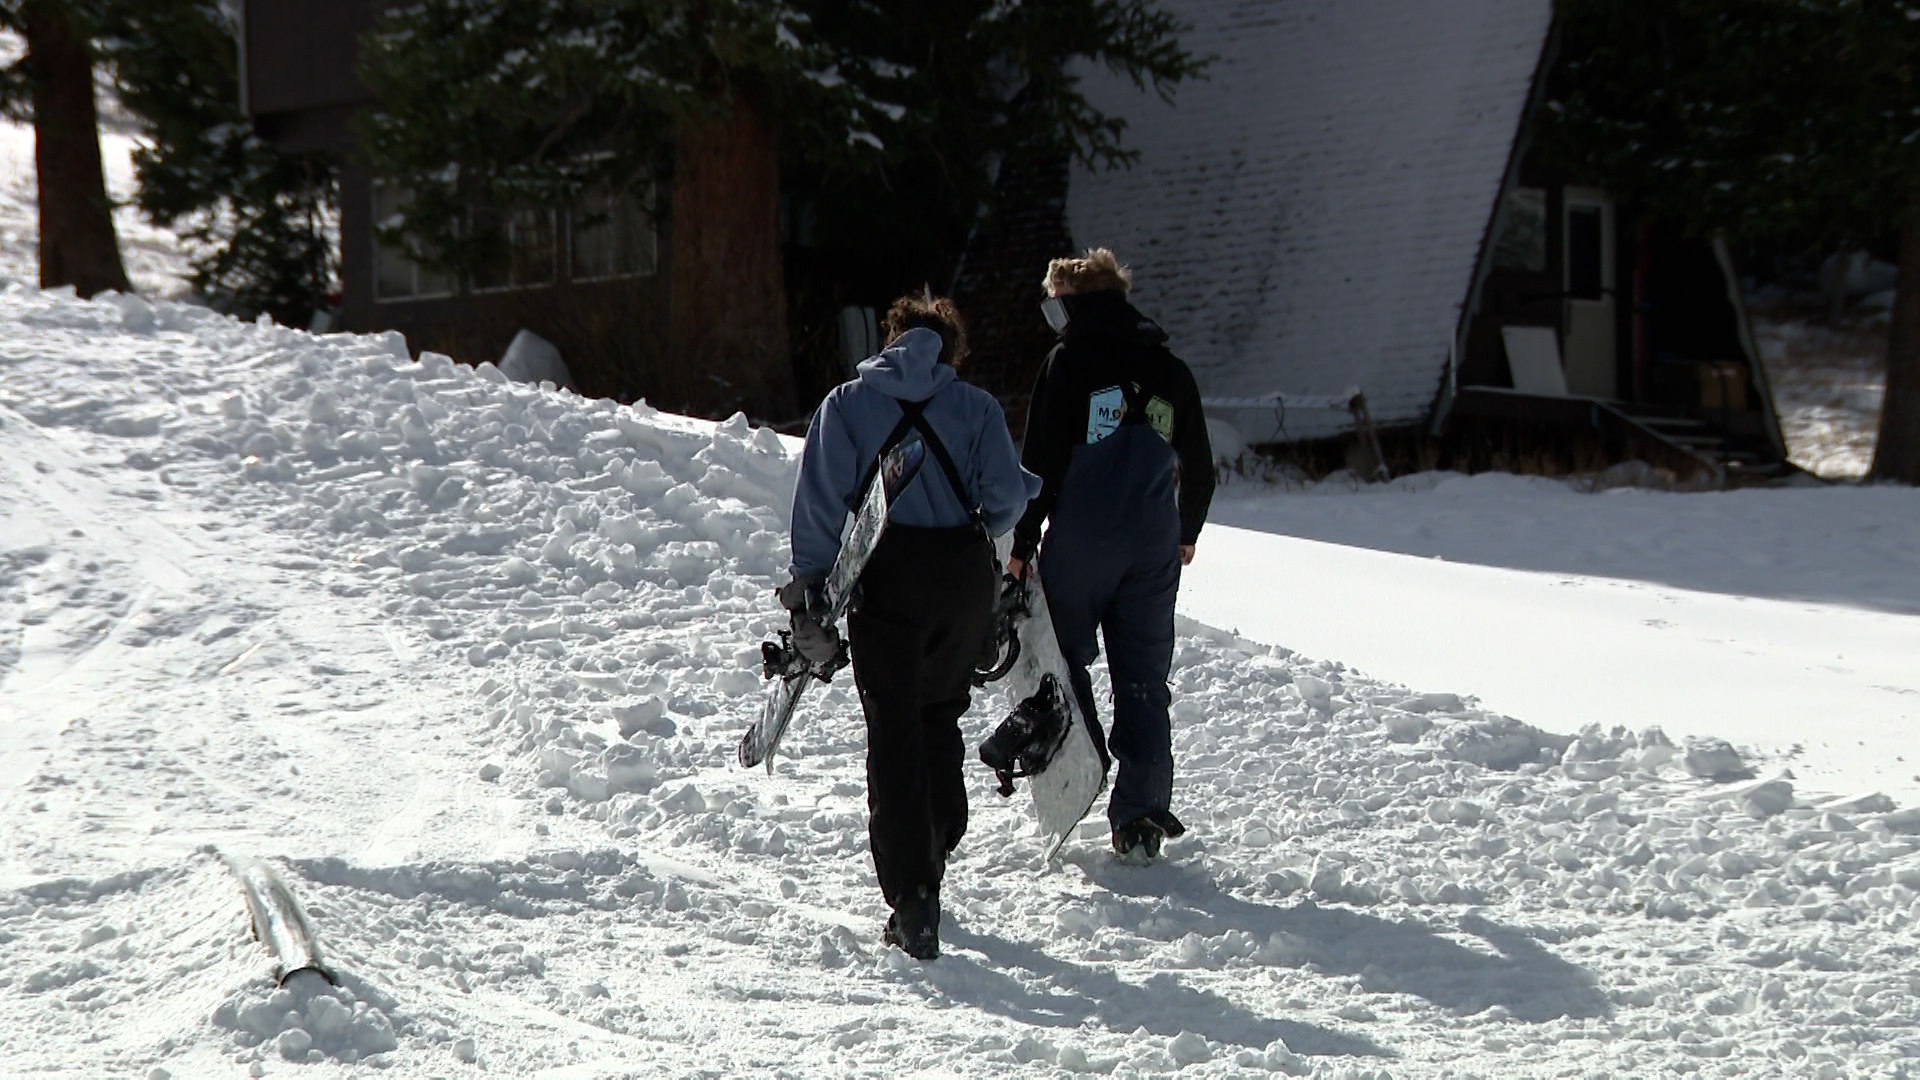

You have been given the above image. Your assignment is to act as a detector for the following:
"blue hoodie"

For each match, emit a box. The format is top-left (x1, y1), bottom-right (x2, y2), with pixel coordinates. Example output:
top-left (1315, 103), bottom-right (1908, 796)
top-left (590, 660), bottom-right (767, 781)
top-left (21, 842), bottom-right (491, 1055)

top-left (789, 327), bottom-right (1040, 578)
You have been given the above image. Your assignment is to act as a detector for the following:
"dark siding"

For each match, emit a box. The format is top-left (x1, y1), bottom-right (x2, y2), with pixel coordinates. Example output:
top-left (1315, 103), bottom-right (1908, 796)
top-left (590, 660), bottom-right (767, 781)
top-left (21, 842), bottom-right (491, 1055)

top-left (242, 0), bottom-right (385, 118)
top-left (337, 168), bottom-right (672, 402)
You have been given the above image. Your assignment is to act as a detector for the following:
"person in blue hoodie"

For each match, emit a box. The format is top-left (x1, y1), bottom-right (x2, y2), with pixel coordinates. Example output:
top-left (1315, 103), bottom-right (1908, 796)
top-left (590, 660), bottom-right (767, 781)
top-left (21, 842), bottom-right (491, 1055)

top-left (783, 294), bottom-right (1039, 960)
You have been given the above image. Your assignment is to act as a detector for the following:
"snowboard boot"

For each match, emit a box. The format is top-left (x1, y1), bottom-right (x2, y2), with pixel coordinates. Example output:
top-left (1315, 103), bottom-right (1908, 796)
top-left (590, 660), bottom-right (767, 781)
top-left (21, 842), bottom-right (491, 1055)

top-left (1146, 808), bottom-right (1187, 839)
top-left (979, 674), bottom-right (1072, 797)
top-left (882, 885), bottom-right (940, 960)
top-left (1111, 817), bottom-right (1168, 864)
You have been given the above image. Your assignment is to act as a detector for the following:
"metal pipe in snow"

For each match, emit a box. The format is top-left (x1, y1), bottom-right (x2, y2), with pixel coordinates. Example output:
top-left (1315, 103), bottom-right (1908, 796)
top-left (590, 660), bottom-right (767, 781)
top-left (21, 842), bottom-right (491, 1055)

top-left (231, 857), bottom-right (333, 987)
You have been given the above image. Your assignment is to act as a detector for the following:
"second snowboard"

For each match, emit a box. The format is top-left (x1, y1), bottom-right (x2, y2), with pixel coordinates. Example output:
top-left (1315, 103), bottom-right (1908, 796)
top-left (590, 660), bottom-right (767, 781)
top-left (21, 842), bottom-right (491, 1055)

top-left (977, 547), bottom-right (1108, 859)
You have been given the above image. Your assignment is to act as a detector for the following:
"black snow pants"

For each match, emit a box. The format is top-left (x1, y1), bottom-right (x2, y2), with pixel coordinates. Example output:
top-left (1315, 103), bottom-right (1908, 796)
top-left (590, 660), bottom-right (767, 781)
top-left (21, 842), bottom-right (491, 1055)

top-left (1041, 536), bottom-right (1179, 831)
top-left (848, 523), bottom-right (997, 912)
top-left (1035, 424), bottom-right (1183, 832)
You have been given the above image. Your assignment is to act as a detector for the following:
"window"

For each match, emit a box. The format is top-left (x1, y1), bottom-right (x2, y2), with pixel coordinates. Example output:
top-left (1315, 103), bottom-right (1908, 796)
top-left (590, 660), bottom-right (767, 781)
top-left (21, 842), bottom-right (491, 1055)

top-left (472, 207), bottom-right (558, 293)
top-left (371, 179), bottom-right (654, 300)
top-left (371, 183), bottom-right (454, 302)
top-left (1492, 186), bottom-right (1548, 273)
top-left (569, 185), bottom-right (656, 281)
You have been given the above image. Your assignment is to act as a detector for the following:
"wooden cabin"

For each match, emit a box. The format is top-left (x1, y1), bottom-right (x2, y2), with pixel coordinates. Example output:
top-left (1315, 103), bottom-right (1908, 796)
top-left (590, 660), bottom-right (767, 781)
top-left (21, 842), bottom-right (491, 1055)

top-left (238, 0), bottom-right (669, 399)
top-left (1025, 0), bottom-right (1792, 482)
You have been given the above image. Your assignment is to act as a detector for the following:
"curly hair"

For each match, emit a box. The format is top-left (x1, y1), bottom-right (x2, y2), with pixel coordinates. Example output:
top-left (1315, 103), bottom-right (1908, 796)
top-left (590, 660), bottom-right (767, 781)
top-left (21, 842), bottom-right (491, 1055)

top-left (1042, 247), bottom-right (1133, 297)
top-left (881, 293), bottom-right (970, 370)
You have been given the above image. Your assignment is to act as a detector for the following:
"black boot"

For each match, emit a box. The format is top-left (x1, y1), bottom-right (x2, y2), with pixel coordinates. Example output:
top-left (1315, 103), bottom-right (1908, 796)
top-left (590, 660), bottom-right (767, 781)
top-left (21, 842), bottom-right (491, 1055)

top-left (882, 884), bottom-right (940, 960)
top-left (1111, 817), bottom-right (1167, 864)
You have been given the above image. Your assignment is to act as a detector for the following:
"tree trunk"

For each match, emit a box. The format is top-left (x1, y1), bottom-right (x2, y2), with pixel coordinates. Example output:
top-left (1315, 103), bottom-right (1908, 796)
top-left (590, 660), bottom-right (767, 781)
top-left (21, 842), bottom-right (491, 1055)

top-left (1870, 225), bottom-right (1920, 482)
top-left (666, 94), bottom-right (795, 421)
top-left (24, 0), bottom-right (130, 298)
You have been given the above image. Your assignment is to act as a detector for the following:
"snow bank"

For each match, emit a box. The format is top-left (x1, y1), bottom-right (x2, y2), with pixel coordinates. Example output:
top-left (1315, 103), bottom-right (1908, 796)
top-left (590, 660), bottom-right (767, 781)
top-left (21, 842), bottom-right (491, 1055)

top-left (2, 285), bottom-right (1917, 1076)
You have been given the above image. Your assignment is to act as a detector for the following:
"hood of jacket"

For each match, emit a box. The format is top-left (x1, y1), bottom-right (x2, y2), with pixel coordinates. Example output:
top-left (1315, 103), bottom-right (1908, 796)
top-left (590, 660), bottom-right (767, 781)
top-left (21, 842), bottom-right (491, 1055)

top-left (855, 326), bottom-right (955, 402)
top-left (1060, 289), bottom-right (1169, 346)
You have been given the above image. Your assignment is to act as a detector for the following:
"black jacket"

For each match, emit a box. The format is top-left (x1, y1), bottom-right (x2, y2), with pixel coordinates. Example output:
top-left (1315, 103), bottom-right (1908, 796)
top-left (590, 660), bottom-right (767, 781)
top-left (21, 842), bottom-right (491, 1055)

top-left (1012, 290), bottom-right (1214, 561)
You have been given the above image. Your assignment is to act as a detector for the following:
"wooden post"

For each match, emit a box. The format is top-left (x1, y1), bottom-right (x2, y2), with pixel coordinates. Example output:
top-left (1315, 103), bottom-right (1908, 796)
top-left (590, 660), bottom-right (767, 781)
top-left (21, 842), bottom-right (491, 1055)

top-left (1870, 225), bottom-right (1920, 483)
top-left (667, 94), bottom-right (796, 422)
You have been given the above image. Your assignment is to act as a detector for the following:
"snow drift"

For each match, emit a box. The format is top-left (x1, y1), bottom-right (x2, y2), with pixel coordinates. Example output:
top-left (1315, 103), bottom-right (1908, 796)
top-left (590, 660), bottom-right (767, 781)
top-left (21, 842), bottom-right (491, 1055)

top-left (1, 286), bottom-right (1916, 1076)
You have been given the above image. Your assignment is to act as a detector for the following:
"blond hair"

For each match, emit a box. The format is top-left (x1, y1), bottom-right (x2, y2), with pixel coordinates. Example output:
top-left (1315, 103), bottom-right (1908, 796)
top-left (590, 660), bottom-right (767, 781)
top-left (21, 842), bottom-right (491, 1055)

top-left (1042, 247), bottom-right (1132, 297)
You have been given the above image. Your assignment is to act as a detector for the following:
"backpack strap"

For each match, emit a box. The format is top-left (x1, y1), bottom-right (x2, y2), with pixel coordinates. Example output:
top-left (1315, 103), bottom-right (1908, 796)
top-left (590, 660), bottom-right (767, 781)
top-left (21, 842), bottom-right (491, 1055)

top-left (911, 412), bottom-right (982, 524)
top-left (851, 398), bottom-right (928, 511)
top-left (850, 397), bottom-right (982, 523)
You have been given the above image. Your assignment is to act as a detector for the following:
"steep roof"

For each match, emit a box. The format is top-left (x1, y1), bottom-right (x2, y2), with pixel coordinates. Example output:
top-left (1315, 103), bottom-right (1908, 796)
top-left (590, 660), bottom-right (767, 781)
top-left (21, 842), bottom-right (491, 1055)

top-left (1067, 0), bottom-right (1553, 441)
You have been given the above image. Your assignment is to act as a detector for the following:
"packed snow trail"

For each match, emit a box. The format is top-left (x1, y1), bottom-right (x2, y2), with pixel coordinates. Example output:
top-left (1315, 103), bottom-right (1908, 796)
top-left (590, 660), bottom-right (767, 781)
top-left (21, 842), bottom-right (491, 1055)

top-left (0, 287), bottom-right (1916, 1076)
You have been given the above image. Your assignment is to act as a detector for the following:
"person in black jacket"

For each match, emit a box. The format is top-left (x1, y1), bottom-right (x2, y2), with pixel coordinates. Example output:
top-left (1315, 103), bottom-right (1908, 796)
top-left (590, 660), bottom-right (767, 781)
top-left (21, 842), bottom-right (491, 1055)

top-left (1007, 248), bottom-right (1215, 862)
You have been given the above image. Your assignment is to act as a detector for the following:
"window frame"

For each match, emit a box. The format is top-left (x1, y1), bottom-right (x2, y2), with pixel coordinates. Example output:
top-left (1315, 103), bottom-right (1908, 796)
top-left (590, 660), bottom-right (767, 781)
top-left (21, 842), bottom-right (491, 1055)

top-left (371, 181), bottom-right (457, 304)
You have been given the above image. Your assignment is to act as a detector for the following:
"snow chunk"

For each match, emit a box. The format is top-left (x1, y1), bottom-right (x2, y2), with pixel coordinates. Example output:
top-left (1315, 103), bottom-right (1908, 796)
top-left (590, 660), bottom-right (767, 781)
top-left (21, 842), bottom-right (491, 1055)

top-left (1683, 738), bottom-right (1754, 781)
top-left (24, 958), bottom-right (105, 992)
top-left (614, 696), bottom-right (674, 739)
top-left (1397, 691), bottom-right (1464, 714)
top-left (276, 1027), bottom-right (314, 1060)
top-left (1742, 778), bottom-right (1795, 819)
top-left (215, 973), bottom-right (399, 1063)
top-left (1293, 675), bottom-right (1333, 715)
top-left (77, 923), bottom-right (118, 949)
top-left (497, 329), bottom-right (573, 389)
top-left (600, 743), bottom-right (659, 795)
top-left (1167, 1031), bottom-right (1212, 1065)
top-left (106, 292), bottom-right (156, 333)
top-left (1561, 725), bottom-right (1636, 781)
top-left (1432, 714), bottom-right (1571, 771)
top-left (1880, 807), bottom-right (1920, 834)
top-left (100, 409), bottom-right (166, 438)
top-left (1380, 710), bottom-right (1431, 743)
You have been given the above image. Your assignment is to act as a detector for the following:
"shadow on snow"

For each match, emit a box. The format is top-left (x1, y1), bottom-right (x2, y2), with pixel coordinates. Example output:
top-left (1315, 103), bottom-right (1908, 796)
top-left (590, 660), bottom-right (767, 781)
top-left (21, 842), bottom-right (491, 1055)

top-left (1081, 857), bottom-right (1613, 1025)
top-left (936, 923), bottom-right (1392, 1059)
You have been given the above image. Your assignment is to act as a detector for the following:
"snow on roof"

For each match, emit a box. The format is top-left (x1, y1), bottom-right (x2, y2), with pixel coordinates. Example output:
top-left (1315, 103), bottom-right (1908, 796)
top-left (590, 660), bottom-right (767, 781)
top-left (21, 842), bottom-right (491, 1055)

top-left (1067, 0), bottom-right (1553, 440)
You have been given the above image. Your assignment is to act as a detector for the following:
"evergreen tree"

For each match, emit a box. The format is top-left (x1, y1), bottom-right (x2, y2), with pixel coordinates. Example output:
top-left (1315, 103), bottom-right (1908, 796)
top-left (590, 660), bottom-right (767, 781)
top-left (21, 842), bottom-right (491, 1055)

top-left (1541, 0), bottom-right (1920, 482)
top-left (2, 1), bottom-right (336, 321)
top-left (98, 0), bottom-right (337, 325)
top-left (357, 0), bottom-right (1202, 419)
top-left (0, 0), bottom-right (132, 298)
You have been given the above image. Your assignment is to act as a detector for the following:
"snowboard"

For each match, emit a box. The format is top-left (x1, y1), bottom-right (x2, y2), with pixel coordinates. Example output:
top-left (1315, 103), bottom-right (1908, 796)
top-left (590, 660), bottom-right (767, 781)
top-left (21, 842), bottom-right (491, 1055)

top-left (738, 434), bottom-right (926, 773)
top-left (976, 540), bottom-right (1108, 859)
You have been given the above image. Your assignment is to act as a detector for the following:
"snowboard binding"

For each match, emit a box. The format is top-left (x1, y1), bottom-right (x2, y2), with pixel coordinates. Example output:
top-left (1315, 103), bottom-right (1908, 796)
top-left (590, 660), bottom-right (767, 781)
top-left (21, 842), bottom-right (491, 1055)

top-left (979, 673), bottom-right (1073, 797)
top-left (760, 629), bottom-right (848, 683)
top-left (972, 572), bottom-right (1031, 686)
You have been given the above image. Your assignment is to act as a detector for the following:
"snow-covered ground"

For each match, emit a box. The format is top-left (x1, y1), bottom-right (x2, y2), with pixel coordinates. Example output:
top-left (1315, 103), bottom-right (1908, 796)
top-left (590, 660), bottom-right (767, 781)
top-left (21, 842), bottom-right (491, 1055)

top-left (1, 81), bottom-right (1917, 1077)
top-left (1188, 473), bottom-right (1920, 808)
top-left (1752, 315), bottom-right (1886, 481)
top-left (3, 288), bottom-right (1918, 1079)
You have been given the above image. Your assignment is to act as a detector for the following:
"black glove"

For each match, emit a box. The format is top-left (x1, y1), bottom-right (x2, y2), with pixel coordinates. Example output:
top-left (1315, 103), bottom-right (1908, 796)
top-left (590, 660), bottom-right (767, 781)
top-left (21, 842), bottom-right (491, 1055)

top-left (777, 574), bottom-right (842, 665)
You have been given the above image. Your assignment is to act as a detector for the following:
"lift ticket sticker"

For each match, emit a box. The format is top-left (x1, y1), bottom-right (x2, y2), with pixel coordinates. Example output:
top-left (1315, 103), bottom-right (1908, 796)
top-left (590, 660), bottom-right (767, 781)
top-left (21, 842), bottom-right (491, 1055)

top-left (1087, 385), bottom-right (1126, 443)
top-left (1144, 395), bottom-right (1174, 442)
top-left (1087, 383), bottom-right (1175, 444)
